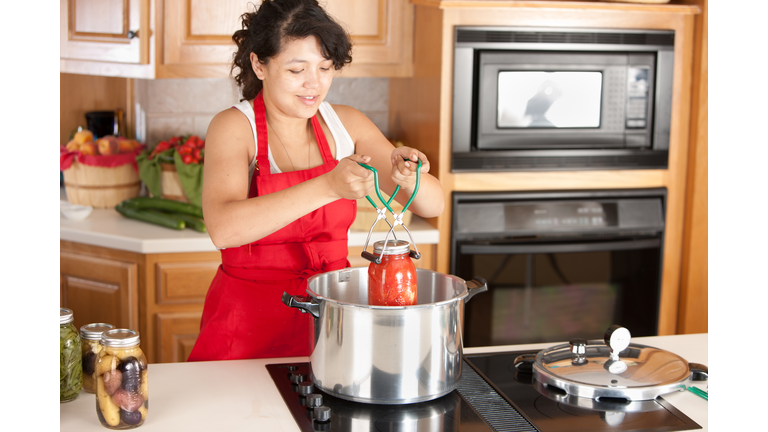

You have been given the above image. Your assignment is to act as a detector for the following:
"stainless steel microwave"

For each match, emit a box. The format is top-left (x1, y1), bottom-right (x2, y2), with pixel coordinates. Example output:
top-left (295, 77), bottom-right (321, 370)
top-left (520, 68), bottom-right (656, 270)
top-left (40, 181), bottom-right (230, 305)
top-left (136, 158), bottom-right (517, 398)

top-left (452, 27), bottom-right (675, 172)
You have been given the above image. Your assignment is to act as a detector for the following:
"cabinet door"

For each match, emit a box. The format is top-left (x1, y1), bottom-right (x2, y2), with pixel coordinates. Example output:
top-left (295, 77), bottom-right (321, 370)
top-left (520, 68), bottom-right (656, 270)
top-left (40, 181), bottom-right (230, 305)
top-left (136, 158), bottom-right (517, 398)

top-left (161, 0), bottom-right (412, 78)
top-left (161, 0), bottom-right (248, 77)
top-left (60, 251), bottom-right (140, 332)
top-left (143, 254), bottom-right (219, 363)
top-left (326, 0), bottom-right (413, 76)
top-left (156, 312), bottom-right (202, 363)
top-left (60, 0), bottom-right (150, 64)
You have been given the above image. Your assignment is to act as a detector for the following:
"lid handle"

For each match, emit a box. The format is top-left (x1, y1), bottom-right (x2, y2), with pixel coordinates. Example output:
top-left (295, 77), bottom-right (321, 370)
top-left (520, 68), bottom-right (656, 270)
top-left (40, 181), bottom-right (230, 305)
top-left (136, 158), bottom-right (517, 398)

top-left (603, 325), bottom-right (631, 374)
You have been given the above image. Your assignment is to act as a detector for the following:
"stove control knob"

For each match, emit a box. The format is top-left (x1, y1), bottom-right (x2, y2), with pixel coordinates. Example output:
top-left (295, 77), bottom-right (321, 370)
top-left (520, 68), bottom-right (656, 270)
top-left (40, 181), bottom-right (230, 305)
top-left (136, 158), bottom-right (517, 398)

top-left (569, 338), bottom-right (588, 366)
top-left (290, 373), bottom-right (306, 384)
top-left (306, 393), bottom-right (323, 408)
top-left (299, 381), bottom-right (315, 396)
top-left (314, 406), bottom-right (331, 422)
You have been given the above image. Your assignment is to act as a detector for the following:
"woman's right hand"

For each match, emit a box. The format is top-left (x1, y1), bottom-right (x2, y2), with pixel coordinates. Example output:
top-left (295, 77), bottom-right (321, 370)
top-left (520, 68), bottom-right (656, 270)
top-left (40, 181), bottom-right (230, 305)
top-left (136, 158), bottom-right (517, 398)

top-left (324, 154), bottom-right (375, 200)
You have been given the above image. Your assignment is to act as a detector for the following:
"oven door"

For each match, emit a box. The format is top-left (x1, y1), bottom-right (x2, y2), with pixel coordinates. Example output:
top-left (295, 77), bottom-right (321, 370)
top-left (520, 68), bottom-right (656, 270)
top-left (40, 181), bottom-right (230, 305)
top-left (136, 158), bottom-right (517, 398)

top-left (455, 235), bottom-right (662, 347)
top-left (450, 189), bottom-right (666, 347)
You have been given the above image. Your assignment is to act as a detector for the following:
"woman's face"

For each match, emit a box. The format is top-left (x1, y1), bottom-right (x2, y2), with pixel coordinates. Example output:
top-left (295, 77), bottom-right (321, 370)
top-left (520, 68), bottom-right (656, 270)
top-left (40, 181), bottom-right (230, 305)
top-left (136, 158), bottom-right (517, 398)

top-left (251, 35), bottom-right (335, 119)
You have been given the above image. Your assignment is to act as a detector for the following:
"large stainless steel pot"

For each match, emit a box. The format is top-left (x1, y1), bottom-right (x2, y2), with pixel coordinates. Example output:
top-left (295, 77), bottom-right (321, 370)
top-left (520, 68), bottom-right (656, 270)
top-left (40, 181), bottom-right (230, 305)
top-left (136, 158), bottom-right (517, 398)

top-left (282, 267), bottom-right (487, 405)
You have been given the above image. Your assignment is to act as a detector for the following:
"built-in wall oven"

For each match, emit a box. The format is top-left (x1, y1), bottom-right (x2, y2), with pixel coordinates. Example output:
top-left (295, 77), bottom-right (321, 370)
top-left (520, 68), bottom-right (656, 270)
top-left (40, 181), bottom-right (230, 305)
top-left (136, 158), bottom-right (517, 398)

top-left (451, 188), bottom-right (666, 347)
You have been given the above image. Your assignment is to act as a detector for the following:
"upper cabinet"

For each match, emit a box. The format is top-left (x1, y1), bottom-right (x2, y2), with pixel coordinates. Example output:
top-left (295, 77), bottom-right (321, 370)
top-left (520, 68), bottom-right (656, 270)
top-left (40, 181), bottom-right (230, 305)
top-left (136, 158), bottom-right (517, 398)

top-left (61, 0), bottom-right (153, 77)
top-left (60, 0), bottom-right (413, 79)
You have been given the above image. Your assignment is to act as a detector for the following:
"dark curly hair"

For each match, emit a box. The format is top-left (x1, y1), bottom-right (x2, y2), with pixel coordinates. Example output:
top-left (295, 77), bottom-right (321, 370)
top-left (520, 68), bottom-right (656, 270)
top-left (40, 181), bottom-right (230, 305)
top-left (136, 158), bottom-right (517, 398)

top-left (232, 0), bottom-right (353, 101)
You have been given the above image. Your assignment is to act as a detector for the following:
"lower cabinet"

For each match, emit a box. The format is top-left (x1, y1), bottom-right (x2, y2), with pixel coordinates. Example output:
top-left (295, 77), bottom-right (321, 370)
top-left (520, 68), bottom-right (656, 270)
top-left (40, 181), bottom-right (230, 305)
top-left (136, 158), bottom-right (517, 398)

top-left (60, 240), bottom-right (218, 364)
top-left (61, 240), bottom-right (436, 363)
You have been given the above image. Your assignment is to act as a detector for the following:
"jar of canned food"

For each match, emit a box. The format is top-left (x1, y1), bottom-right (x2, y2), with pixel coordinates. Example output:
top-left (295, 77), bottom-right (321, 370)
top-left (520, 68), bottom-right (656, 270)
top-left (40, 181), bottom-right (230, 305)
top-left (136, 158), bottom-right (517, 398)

top-left (80, 323), bottom-right (115, 393)
top-left (368, 239), bottom-right (418, 306)
top-left (60, 308), bottom-right (83, 403)
top-left (95, 329), bottom-right (148, 429)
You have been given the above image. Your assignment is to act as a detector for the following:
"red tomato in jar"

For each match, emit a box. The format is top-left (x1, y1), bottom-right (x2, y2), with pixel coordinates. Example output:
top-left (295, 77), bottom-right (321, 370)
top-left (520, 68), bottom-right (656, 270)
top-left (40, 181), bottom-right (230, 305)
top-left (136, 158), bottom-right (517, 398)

top-left (368, 251), bottom-right (417, 306)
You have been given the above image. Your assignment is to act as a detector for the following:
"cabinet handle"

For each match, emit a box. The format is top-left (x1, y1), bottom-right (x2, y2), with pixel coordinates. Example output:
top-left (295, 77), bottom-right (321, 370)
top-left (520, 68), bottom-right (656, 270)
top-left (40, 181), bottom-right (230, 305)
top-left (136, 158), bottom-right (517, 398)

top-left (127, 30), bottom-right (138, 39)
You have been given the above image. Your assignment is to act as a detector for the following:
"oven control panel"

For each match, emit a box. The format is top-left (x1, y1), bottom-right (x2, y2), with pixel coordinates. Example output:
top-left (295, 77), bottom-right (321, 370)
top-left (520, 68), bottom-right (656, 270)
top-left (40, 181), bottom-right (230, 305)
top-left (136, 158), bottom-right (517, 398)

top-left (453, 192), bottom-right (665, 238)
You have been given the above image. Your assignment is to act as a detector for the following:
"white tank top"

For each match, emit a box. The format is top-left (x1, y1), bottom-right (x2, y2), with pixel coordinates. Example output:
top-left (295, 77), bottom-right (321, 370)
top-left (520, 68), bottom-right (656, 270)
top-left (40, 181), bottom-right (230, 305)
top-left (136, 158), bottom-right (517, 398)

top-left (232, 99), bottom-right (356, 188)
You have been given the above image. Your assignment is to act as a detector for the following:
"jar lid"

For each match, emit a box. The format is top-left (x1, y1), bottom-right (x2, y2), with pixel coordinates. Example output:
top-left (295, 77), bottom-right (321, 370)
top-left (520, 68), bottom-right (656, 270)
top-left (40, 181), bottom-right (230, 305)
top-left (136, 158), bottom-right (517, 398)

top-left (80, 323), bottom-right (116, 340)
top-left (101, 328), bottom-right (140, 348)
top-left (373, 239), bottom-right (411, 255)
top-left (60, 308), bottom-right (74, 325)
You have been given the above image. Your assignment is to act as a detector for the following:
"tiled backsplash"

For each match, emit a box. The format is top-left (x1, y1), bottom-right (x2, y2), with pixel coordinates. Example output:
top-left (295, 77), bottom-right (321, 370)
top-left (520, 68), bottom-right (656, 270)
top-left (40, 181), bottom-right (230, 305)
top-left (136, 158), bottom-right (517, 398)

top-left (135, 77), bottom-right (389, 147)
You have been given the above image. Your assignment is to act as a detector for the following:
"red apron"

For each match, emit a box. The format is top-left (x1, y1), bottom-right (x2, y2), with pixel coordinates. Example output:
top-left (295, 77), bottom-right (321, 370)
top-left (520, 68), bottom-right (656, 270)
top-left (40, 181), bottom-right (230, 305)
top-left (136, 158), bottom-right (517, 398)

top-left (187, 92), bottom-right (356, 361)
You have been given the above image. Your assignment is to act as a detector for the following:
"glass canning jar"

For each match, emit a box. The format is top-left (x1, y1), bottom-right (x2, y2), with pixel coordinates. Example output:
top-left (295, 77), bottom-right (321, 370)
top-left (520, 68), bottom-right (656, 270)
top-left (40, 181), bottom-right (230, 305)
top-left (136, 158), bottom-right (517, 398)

top-left (95, 329), bottom-right (148, 429)
top-left (60, 308), bottom-right (83, 403)
top-left (368, 239), bottom-right (418, 306)
top-left (80, 323), bottom-right (115, 393)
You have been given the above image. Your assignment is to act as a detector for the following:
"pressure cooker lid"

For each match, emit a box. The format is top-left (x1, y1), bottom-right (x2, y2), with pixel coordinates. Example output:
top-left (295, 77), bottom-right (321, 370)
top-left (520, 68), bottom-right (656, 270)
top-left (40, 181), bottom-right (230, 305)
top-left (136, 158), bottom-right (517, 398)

top-left (532, 326), bottom-right (696, 401)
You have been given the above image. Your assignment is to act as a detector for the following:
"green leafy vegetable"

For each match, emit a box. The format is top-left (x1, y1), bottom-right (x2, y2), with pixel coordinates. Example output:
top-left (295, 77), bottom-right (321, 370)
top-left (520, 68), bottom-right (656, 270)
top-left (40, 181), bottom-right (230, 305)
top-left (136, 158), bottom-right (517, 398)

top-left (60, 323), bottom-right (83, 402)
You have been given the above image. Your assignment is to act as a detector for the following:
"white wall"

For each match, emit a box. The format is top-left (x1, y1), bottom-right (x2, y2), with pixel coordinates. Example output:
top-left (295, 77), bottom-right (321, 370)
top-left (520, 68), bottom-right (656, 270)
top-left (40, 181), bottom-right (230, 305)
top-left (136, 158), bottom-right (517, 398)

top-left (134, 77), bottom-right (389, 147)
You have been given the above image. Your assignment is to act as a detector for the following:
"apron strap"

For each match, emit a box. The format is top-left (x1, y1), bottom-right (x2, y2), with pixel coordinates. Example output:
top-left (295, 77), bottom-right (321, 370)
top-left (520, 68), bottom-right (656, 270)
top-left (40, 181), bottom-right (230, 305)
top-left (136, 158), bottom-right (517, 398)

top-left (253, 92), bottom-right (271, 176)
top-left (310, 115), bottom-right (334, 164)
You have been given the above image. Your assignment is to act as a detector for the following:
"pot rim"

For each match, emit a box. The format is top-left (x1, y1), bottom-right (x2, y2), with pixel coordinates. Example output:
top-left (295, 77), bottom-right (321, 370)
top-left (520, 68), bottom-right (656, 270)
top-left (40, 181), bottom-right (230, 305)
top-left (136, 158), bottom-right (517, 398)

top-left (305, 267), bottom-right (472, 310)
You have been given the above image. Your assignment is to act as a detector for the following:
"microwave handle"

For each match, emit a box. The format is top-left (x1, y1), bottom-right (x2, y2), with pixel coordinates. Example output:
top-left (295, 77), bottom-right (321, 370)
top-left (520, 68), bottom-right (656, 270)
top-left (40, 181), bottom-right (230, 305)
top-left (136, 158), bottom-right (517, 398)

top-left (459, 238), bottom-right (661, 255)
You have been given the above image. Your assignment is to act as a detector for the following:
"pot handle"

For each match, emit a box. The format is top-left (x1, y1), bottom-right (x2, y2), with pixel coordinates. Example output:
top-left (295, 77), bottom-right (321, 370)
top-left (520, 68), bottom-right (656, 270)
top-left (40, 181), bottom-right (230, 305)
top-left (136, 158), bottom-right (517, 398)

top-left (465, 277), bottom-right (488, 303)
top-left (282, 292), bottom-right (321, 318)
top-left (689, 363), bottom-right (708, 381)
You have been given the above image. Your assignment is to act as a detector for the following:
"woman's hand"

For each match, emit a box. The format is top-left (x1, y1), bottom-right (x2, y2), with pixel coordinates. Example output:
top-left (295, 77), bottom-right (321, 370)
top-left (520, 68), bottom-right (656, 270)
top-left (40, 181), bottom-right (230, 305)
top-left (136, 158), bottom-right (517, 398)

top-left (390, 146), bottom-right (430, 191)
top-left (324, 154), bottom-right (375, 200)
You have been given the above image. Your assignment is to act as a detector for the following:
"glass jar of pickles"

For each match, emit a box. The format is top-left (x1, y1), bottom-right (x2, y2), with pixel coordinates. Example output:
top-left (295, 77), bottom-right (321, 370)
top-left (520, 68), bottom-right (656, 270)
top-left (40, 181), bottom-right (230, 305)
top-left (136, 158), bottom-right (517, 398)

top-left (95, 329), bottom-right (148, 429)
top-left (80, 323), bottom-right (115, 393)
top-left (368, 239), bottom-right (418, 306)
top-left (60, 308), bottom-right (83, 403)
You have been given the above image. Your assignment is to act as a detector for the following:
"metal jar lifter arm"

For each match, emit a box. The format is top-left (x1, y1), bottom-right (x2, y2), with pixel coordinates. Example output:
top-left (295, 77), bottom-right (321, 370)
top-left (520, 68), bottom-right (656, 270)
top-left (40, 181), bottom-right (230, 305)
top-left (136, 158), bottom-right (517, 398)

top-left (357, 159), bottom-right (422, 264)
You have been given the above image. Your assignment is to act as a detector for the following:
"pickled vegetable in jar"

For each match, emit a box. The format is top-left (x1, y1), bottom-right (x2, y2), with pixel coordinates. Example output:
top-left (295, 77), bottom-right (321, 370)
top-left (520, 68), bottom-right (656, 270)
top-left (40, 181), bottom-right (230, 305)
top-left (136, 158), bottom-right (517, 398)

top-left (96, 329), bottom-right (148, 429)
top-left (80, 323), bottom-right (115, 393)
top-left (368, 239), bottom-right (417, 306)
top-left (60, 308), bottom-right (83, 403)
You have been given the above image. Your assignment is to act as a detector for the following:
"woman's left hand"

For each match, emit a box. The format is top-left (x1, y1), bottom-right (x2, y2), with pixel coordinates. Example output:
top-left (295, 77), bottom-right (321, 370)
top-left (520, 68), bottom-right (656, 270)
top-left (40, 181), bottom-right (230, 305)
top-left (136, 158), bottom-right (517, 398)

top-left (390, 147), bottom-right (430, 191)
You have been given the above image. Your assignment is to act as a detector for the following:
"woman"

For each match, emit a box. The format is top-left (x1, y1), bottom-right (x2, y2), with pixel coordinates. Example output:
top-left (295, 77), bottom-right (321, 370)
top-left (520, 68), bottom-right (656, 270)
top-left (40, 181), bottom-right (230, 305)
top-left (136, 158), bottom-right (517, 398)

top-left (187, 0), bottom-right (444, 361)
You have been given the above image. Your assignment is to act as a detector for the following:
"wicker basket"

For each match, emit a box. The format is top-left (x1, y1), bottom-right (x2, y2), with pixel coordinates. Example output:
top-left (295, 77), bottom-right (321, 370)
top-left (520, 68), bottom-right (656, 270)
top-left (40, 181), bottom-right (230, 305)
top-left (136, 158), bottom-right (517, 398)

top-left (156, 162), bottom-right (190, 203)
top-left (351, 194), bottom-right (413, 232)
top-left (63, 162), bottom-right (141, 208)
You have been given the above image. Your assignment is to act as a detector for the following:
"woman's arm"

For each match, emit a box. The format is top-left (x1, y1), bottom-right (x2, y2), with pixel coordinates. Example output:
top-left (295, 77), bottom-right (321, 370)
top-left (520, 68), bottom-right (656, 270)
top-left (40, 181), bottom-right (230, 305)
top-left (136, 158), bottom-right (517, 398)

top-left (201, 108), bottom-right (373, 249)
top-left (333, 105), bottom-right (445, 219)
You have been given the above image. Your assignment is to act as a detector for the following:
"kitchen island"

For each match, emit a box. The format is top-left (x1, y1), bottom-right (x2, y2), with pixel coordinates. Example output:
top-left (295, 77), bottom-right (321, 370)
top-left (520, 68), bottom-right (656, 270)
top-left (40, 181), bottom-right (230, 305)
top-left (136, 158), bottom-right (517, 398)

top-left (60, 333), bottom-right (708, 431)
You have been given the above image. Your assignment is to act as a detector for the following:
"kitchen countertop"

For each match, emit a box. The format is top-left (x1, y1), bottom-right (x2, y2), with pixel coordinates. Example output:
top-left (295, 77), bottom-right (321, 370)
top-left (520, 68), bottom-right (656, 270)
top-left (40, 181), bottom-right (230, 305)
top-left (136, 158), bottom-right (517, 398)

top-left (60, 190), bottom-right (439, 254)
top-left (60, 333), bottom-right (709, 432)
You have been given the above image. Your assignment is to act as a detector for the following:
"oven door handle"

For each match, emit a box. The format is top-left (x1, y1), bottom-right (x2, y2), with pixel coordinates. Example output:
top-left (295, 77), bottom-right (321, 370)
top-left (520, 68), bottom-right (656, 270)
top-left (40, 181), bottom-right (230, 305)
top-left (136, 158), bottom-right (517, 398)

top-left (459, 238), bottom-right (660, 255)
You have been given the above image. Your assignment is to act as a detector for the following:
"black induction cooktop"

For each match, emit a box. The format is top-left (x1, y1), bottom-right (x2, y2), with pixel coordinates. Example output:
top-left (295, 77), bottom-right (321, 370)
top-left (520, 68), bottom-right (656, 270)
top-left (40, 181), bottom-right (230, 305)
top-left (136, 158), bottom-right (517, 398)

top-left (266, 349), bottom-right (701, 432)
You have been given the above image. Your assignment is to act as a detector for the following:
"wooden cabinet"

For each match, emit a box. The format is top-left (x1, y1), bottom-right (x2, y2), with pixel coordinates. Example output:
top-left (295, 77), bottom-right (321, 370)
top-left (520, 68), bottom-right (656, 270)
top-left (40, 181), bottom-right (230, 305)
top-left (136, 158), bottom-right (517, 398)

top-left (60, 0), bottom-right (413, 78)
top-left (60, 240), bottom-right (218, 364)
top-left (60, 0), bottom-right (153, 78)
top-left (60, 243), bottom-right (141, 332)
top-left (61, 240), bottom-right (436, 363)
top-left (390, 1), bottom-right (701, 336)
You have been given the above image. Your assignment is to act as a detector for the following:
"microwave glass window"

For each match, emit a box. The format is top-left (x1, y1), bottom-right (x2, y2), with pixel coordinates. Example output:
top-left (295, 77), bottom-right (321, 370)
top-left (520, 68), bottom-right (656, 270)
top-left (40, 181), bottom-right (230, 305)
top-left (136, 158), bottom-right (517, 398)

top-left (496, 71), bottom-right (603, 128)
